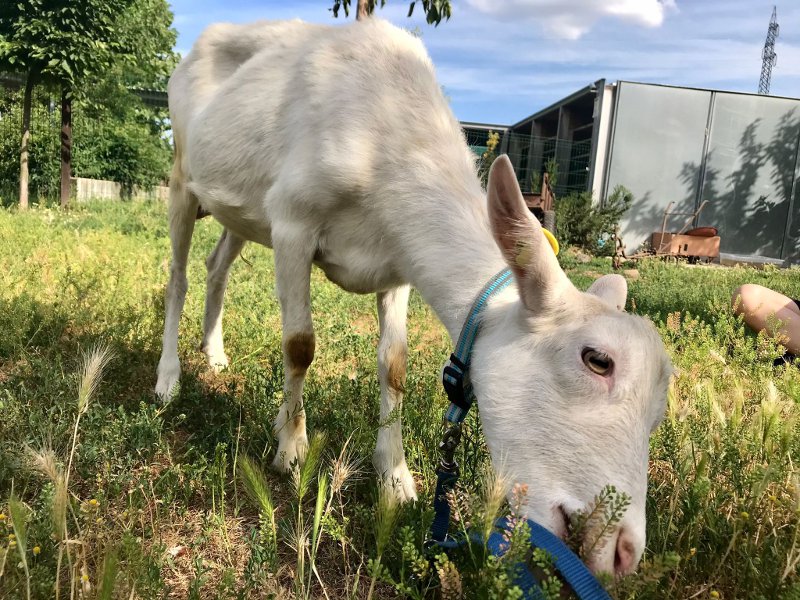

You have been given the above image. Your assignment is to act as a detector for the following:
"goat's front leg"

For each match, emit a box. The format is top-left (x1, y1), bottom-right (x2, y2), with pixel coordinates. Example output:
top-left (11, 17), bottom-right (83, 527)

top-left (373, 285), bottom-right (417, 501)
top-left (271, 232), bottom-right (315, 471)
top-left (202, 229), bottom-right (246, 371)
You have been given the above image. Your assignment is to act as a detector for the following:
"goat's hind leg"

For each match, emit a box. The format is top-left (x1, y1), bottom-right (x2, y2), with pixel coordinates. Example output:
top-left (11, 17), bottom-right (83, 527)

top-left (156, 165), bottom-right (198, 400)
top-left (271, 230), bottom-right (315, 471)
top-left (202, 229), bottom-right (246, 371)
top-left (374, 285), bottom-right (417, 501)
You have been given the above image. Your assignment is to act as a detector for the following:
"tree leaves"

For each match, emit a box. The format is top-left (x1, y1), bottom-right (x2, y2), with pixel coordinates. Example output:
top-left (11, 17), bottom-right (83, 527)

top-left (0, 0), bottom-right (176, 205)
top-left (330, 0), bottom-right (452, 26)
top-left (0, 0), bottom-right (176, 93)
top-left (407, 1), bottom-right (452, 25)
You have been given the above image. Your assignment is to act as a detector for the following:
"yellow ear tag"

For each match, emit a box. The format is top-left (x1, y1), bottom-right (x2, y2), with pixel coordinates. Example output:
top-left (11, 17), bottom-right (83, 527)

top-left (542, 227), bottom-right (559, 256)
top-left (515, 240), bottom-right (533, 267)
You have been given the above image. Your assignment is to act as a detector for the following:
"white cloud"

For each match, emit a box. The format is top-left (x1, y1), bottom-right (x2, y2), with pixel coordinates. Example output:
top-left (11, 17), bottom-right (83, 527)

top-left (167, 0), bottom-right (800, 123)
top-left (464, 0), bottom-right (676, 39)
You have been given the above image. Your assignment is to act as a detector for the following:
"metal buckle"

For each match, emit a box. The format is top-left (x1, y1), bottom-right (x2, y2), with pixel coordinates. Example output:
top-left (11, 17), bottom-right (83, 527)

top-left (438, 422), bottom-right (462, 473)
top-left (442, 354), bottom-right (470, 411)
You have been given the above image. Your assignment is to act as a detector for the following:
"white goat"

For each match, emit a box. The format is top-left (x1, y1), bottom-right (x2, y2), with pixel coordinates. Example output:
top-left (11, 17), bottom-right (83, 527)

top-left (156, 18), bottom-right (672, 576)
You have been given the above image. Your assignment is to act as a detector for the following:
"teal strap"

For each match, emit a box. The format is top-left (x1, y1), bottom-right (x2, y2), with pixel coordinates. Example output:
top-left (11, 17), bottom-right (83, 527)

top-left (443, 268), bottom-right (513, 423)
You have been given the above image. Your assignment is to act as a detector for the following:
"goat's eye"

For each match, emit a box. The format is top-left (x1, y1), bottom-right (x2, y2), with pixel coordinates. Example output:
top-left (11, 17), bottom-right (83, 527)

top-left (582, 348), bottom-right (613, 376)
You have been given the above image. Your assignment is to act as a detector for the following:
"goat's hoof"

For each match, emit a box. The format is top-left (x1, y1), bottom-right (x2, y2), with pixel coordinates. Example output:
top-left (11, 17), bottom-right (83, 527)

top-left (205, 351), bottom-right (230, 373)
top-left (272, 435), bottom-right (309, 473)
top-left (201, 342), bottom-right (229, 373)
top-left (155, 358), bottom-right (181, 402)
top-left (381, 462), bottom-right (418, 503)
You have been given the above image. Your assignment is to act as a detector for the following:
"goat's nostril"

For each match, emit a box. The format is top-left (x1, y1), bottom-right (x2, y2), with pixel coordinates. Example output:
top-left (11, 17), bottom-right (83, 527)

top-left (556, 505), bottom-right (572, 539)
top-left (614, 530), bottom-right (636, 575)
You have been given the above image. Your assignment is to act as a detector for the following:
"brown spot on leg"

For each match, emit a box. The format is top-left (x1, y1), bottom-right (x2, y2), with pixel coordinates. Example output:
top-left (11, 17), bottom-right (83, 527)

top-left (285, 332), bottom-right (315, 376)
top-left (386, 344), bottom-right (407, 394)
top-left (293, 413), bottom-right (306, 429)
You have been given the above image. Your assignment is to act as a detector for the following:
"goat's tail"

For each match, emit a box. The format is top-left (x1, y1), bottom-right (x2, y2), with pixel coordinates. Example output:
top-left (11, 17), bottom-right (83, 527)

top-left (171, 143), bottom-right (210, 220)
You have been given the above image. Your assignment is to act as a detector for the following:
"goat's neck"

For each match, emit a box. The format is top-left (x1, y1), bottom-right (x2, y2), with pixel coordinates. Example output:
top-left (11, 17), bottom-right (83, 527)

top-left (398, 188), bottom-right (510, 341)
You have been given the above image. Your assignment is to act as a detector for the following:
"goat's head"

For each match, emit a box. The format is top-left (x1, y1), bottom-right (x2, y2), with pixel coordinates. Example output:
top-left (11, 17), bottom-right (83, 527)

top-left (471, 156), bottom-right (672, 577)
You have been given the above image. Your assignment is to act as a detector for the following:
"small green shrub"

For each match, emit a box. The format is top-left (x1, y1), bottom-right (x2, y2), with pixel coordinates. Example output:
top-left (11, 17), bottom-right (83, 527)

top-left (556, 185), bottom-right (632, 256)
top-left (477, 130), bottom-right (500, 189)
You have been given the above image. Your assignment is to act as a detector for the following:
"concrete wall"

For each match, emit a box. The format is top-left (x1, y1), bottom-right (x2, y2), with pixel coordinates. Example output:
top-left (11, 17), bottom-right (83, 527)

top-left (590, 85), bottom-right (615, 199)
top-left (603, 82), bottom-right (800, 264)
top-left (71, 177), bottom-right (169, 202)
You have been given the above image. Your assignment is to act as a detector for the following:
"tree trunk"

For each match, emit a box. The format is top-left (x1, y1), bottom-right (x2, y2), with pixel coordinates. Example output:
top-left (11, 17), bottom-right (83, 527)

top-left (356, 0), bottom-right (369, 20)
top-left (60, 88), bottom-right (72, 208)
top-left (18, 74), bottom-right (34, 210)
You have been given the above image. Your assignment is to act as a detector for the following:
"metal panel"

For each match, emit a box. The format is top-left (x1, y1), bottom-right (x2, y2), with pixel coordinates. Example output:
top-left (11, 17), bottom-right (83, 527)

top-left (587, 80), bottom-right (608, 199)
top-left (606, 82), bottom-right (712, 250)
top-left (698, 94), bottom-right (800, 259)
top-left (784, 143), bottom-right (800, 263)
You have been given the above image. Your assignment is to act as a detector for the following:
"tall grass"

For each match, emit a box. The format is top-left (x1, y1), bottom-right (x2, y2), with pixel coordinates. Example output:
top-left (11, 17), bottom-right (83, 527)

top-left (1, 202), bottom-right (800, 598)
top-left (5, 344), bottom-right (116, 599)
top-left (8, 496), bottom-right (31, 600)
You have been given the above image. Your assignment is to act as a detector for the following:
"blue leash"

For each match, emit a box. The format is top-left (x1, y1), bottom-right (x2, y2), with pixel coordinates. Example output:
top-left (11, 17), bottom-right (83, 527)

top-left (428, 268), bottom-right (611, 600)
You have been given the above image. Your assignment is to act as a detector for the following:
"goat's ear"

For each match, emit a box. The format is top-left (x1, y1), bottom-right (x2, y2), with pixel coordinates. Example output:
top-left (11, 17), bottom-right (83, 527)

top-left (586, 274), bottom-right (627, 311)
top-left (487, 155), bottom-right (570, 312)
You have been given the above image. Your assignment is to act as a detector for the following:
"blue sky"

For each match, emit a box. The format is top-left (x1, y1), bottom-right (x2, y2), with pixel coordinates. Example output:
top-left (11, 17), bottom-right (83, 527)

top-left (168, 0), bottom-right (800, 125)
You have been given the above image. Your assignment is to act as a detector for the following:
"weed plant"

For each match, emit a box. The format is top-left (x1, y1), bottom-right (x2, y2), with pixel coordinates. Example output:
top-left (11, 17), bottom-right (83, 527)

top-left (1, 202), bottom-right (799, 598)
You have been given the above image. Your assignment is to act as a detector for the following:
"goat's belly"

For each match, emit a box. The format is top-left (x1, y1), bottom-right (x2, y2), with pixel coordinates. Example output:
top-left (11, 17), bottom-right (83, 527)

top-left (314, 255), bottom-right (404, 294)
top-left (190, 184), bottom-right (273, 246)
top-left (312, 212), bottom-right (406, 293)
top-left (210, 208), bottom-right (273, 247)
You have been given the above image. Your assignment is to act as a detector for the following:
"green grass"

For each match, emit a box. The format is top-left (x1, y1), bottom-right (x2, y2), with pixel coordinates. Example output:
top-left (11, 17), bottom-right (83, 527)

top-left (1, 201), bottom-right (799, 599)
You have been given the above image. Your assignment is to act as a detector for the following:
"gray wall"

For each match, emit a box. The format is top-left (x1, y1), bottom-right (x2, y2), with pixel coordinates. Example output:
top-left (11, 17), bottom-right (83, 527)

top-left (698, 94), bottom-right (799, 259)
top-left (605, 82), bottom-right (800, 262)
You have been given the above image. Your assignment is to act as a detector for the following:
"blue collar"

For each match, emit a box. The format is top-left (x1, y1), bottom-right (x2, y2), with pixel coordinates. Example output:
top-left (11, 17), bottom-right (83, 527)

top-left (442, 268), bottom-right (513, 423)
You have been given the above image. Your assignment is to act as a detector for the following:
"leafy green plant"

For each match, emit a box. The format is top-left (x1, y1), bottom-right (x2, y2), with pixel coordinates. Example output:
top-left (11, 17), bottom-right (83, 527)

top-left (530, 170), bottom-right (542, 195)
top-left (567, 485), bottom-right (631, 561)
top-left (555, 184), bottom-right (633, 256)
top-left (530, 158), bottom-right (557, 196)
top-left (477, 130), bottom-right (501, 189)
top-left (544, 157), bottom-right (558, 190)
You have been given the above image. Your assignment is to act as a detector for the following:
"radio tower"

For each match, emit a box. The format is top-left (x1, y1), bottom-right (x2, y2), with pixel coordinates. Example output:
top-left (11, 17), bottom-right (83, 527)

top-left (759, 6), bottom-right (779, 95)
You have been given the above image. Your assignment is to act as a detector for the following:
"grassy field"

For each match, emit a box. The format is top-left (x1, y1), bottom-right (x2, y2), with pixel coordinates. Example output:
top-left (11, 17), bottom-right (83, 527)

top-left (1, 200), bottom-right (800, 599)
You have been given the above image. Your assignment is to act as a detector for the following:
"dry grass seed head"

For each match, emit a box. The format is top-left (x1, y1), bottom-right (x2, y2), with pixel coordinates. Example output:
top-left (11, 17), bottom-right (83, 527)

top-left (27, 446), bottom-right (62, 484)
top-left (52, 475), bottom-right (68, 541)
top-left (8, 496), bottom-right (29, 555)
top-left (77, 344), bottom-right (114, 415)
top-left (237, 455), bottom-right (275, 521)
top-left (295, 432), bottom-right (327, 501)
top-left (331, 437), bottom-right (361, 494)
top-left (478, 465), bottom-right (510, 541)
top-left (374, 484), bottom-right (401, 556)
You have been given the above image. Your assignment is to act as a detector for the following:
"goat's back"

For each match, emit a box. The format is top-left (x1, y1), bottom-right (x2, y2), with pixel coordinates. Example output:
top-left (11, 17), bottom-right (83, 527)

top-left (168, 19), bottom-right (325, 150)
top-left (171, 19), bottom-right (472, 207)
